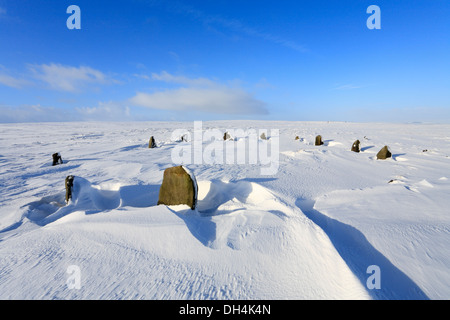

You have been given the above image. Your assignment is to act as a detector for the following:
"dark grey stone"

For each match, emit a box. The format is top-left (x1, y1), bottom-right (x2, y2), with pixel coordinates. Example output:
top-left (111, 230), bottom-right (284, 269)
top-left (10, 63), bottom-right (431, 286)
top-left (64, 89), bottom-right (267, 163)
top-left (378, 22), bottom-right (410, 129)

top-left (377, 146), bottom-right (392, 160)
top-left (315, 135), bottom-right (324, 146)
top-left (52, 153), bottom-right (63, 166)
top-left (149, 136), bottom-right (156, 148)
top-left (65, 175), bottom-right (75, 203)
top-left (158, 166), bottom-right (197, 210)
top-left (224, 132), bottom-right (232, 140)
top-left (351, 140), bottom-right (361, 153)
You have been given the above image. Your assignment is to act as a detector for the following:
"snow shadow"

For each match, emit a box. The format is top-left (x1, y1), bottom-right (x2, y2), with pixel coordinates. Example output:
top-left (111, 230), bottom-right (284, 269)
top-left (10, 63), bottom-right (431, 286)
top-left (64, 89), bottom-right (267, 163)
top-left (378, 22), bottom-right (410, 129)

top-left (172, 179), bottom-right (286, 249)
top-left (296, 198), bottom-right (429, 300)
top-left (23, 164), bottom-right (81, 179)
top-left (118, 144), bottom-right (144, 152)
top-left (360, 145), bottom-right (375, 152)
top-left (169, 180), bottom-right (255, 248)
top-left (241, 177), bottom-right (278, 184)
top-left (169, 208), bottom-right (217, 248)
top-left (25, 193), bottom-right (66, 223)
top-left (119, 184), bottom-right (160, 207)
top-left (19, 178), bottom-right (160, 227)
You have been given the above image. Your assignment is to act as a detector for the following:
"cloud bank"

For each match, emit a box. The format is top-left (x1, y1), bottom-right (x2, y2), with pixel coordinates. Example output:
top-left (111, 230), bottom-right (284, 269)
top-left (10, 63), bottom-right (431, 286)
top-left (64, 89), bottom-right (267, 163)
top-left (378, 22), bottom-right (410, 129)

top-left (0, 65), bottom-right (268, 121)
top-left (129, 71), bottom-right (268, 115)
top-left (28, 63), bottom-right (110, 92)
top-left (0, 102), bottom-right (134, 123)
top-left (130, 87), bottom-right (267, 115)
top-left (0, 104), bottom-right (73, 123)
top-left (0, 63), bottom-right (113, 92)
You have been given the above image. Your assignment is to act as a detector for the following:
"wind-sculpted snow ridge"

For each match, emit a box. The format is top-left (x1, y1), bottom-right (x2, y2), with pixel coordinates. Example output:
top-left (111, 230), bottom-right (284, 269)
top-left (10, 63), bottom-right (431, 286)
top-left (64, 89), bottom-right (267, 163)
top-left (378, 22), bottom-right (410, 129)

top-left (311, 178), bottom-right (450, 300)
top-left (0, 121), bottom-right (449, 299)
top-left (0, 177), bottom-right (371, 299)
top-left (297, 198), bottom-right (430, 300)
top-left (22, 177), bottom-right (160, 226)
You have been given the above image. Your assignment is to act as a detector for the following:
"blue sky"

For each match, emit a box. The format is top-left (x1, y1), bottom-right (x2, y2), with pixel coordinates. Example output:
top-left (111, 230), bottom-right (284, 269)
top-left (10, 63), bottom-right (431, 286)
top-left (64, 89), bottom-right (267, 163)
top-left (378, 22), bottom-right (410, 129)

top-left (0, 0), bottom-right (449, 123)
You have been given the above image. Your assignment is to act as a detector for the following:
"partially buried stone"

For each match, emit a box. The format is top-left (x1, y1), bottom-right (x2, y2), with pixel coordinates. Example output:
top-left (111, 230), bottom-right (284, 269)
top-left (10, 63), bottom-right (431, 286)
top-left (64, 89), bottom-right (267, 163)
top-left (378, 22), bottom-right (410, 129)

top-left (377, 146), bottom-right (392, 160)
top-left (351, 140), bottom-right (361, 153)
top-left (260, 132), bottom-right (267, 140)
top-left (52, 153), bottom-right (63, 166)
top-left (158, 166), bottom-right (197, 210)
top-left (315, 135), bottom-right (323, 146)
top-left (223, 132), bottom-right (232, 141)
top-left (65, 175), bottom-right (75, 203)
top-left (149, 136), bottom-right (156, 148)
top-left (181, 134), bottom-right (189, 142)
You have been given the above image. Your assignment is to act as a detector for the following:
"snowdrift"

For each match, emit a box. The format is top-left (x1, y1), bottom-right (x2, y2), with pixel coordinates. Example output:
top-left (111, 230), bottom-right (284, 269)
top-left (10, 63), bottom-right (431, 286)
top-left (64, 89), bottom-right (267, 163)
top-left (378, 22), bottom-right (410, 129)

top-left (0, 121), bottom-right (449, 299)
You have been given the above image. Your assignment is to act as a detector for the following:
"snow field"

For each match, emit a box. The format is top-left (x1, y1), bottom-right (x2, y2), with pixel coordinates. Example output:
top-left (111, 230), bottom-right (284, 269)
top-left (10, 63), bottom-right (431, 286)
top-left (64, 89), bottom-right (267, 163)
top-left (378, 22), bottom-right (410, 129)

top-left (0, 121), bottom-right (449, 299)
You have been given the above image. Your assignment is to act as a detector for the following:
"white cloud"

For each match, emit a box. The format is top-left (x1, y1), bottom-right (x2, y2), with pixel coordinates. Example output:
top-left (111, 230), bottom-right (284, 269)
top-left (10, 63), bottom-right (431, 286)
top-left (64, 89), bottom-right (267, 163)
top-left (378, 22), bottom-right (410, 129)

top-left (0, 101), bottom-right (133, 123)
top-left (75, 101), bottom-right (132, 121)
top-left (0, 104), bottom-right (75, 123)
top-left (151, 71), bottom-right (216, 87)
top-left (0, 64), bottom-right (114, 92)
top-left (130, 71), bottom-right (268, 115)
top-left (130, 87), bottom-right (267, 115)
top-left (0, 73), bottom-right (30, 89)
top-left (133, 73), bottom-right (151, 80)
top-left (28, 63), bottom-right (111, 92)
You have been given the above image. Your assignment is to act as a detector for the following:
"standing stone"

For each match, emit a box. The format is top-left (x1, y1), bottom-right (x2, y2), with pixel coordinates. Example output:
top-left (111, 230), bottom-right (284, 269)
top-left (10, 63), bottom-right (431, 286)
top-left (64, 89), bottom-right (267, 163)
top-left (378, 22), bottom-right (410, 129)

top-left (377, 146), bottom-right (392, 160)
top-left (158, 166), bottom-right (197, 210)
top-left (181, 134), bottom-right (189, 142)
top-left (65, 175), bottom-right (75, 203)
top-left (351, 140), bottom-right (361, 153)
top-left (315, 135), bottom-right (324, 146)
top-left (52, 153), bottom-right (63, 166)
top-left (149, 136), bottom-right (156, 148)
top-left (224, 132), bottom-right (232, 141)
